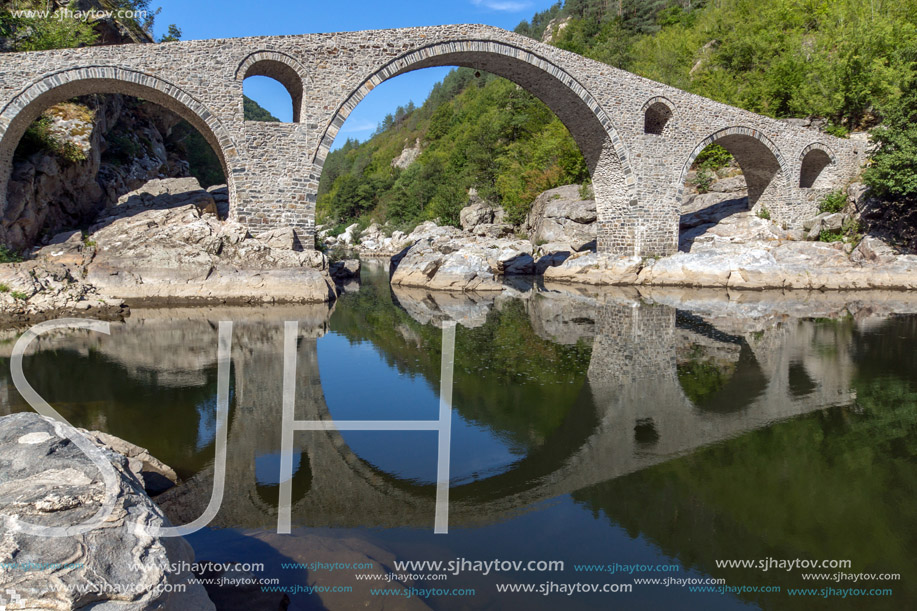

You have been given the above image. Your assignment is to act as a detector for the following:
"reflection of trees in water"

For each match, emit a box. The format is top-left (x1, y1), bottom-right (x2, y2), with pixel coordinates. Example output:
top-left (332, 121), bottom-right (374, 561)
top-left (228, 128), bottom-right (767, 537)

top-left (572, 317), bottom-right (917, 610)
top-left (329, 277), bottom-right (591, 450)
top-left (0, 350), bottom-right (227, 480)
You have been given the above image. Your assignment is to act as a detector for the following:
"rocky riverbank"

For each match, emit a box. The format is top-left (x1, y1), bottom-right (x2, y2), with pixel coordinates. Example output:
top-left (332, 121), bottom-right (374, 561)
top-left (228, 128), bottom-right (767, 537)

top-left (1, 177), bottom-right (336, 328)
top-left (357, 180), bottom-right (917, 293)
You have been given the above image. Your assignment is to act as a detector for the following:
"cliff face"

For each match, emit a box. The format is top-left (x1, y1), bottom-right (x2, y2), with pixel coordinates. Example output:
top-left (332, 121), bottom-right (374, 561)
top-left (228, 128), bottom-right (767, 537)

top-left (3, 95), bottom-right (195, 251)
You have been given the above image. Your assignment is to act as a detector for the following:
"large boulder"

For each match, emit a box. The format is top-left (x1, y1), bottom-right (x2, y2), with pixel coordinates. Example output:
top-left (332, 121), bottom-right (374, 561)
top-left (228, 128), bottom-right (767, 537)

top-left (524, 185), bottom-right (597, 251)
top-left (54, 178), bottom-right (338, 304)
top-left (0, 412), bottom-right (213, 610)
top-left (460, 201), bottom-right (503, 231)
top-left (389, 227), bottom-right (536, 291)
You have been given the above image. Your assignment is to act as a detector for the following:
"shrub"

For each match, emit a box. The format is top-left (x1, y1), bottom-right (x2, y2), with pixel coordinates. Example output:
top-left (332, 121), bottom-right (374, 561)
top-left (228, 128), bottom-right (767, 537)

top-left (818, 190), bottom-right (847, 213)
top-left (0, 245), bottom-right (22, 263)
top-left (10, 291), bottom-right (28, 301)
top-left (695, 143), bottom-right (733, 171)
top-left (757, 206), bottom-right (771, 220)
top-left (864, 73), bottom-right (917, 201)
top-left (0, 283), bottom-right (9, 293)
top-left (692, 168), bottom-right (714, 194)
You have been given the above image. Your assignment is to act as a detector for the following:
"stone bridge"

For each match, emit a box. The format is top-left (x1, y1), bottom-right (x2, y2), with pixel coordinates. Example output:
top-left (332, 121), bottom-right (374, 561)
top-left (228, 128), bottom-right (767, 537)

top-left (0, 25), bottom-right (863, 256)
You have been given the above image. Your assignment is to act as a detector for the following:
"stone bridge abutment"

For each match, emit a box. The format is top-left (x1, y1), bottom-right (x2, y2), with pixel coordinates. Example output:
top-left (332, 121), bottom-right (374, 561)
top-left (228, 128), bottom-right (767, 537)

top-left (0, 25), bottom-right (864, 256)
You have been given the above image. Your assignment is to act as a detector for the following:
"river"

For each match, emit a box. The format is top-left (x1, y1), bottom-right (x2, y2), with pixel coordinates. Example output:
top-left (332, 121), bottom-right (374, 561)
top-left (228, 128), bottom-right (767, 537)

top-left (1, 260), bottom-right (914, 610)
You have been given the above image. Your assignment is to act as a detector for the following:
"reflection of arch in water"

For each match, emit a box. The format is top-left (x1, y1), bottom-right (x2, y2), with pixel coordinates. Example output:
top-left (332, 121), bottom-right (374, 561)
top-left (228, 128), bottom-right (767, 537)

top-left (674, 312), bottom-right (768, 413)
top-left (158, 297), bottom-right (855, 531)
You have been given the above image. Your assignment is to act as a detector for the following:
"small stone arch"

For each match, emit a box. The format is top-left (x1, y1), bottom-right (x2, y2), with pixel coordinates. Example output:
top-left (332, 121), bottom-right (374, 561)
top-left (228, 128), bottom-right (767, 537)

top-left (312, 39), bottom-right (643, 254)
top-left (798, 142), bottom-right (837, 189)
top-left (236, 50), bottom-right (308, 123)
top-left (641, 96), bottom-right (674, 135)
top-left (678, 126), bottom-right (789, 219)
top-left (0, 66), bottom-right (239, 224)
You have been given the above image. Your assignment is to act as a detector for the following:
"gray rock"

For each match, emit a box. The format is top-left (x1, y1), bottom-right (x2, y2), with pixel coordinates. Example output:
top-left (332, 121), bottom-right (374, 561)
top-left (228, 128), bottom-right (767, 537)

top-left (525, 185), bottom-right (597, 251)
top-left (0, 413), bottom-right (213, 610)
top-left (460, 201), bottom-right (497, 231)
top-left (83, 178), bottom-right (336, 304)
top-left (255, 227), bottom-right (303, 251)
top-left (850, 236), bottom-right (896, 264)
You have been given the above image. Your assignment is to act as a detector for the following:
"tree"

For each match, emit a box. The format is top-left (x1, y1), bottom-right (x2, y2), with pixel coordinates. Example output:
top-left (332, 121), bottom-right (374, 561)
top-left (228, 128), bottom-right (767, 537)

top-left (159, 24), bottom-right (181, 43)
top-left (864, 71), bottom-right (917, 200)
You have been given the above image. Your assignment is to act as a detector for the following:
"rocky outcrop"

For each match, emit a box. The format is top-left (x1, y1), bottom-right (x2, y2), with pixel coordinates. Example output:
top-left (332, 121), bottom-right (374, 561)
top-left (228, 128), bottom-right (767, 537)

top-left (389, 222), bottom-right (534, 291)
top-left (391, 138), bottom-right (422, 169)
top-left (524, 184), bottom-right (597, 251)
top-left (0, 412), bottom-right (213, 610)
top-left (0, 178), bottom-right (336, 328)
top-left (3, 94), bottom-right (194, 252)
top-left (543, 231), bottom-right (917, 290)
top-left (0, 259), bottom-right (127, 328)
top-left (45, 178), bottom-right (337, 304)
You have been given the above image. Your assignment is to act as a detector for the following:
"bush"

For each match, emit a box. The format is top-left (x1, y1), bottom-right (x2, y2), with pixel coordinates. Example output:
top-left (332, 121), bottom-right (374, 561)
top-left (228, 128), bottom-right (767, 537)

top-left (0, 283), bottom-right (9, 293)
top-left (694, 143), bottom-right (733, 171)
top-left (757, 206), bottom-right (771, 220)
top-left (692, 168), bottom-right (714, 194)
top-left (818, 190), bottom-right (847, 213)
top-left (0, 245), bottom-right (22, 263)
top-left (864, 73), bottom-right (917, 201)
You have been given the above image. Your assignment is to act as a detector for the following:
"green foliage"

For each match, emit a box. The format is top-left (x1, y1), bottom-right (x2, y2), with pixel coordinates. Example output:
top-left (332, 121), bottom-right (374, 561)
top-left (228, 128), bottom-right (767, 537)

top-left (14, 113), bottom-right (88, 164)
top-left (819, 218), bottom-right (861, 243)
top-left (105, 130), bottom-right (141, 166)
top-left (677, 359), bottom-right (734, 404)
top-left (691, 167), bottom-right (713, 194)
top-left (169, 119), bottom-right (225, 187)
top-left (159, 23), bottom-right (181, 42)
top-left (243, 96), bottom-right (280, 122)
top-left (0, 245), bottom-right (21, 263)
top-left (756, 206), bottom-right (771, 220)
top-left (317, 68), bottom-right (589, 228)
top-left (818, 189), bottom-right (847, 213)
top-left (694, 143), bottom-right (733, 171)
top-left (0, 283), bottom-right (9, 292)
top-left (1, 1), bottom-right (98, 52)
top-left (10, 290), bottom-right (28, 301)
top-left (863, 71), bottom-right (917, 201)
top-left (544, 0), bottom-right (917, 132)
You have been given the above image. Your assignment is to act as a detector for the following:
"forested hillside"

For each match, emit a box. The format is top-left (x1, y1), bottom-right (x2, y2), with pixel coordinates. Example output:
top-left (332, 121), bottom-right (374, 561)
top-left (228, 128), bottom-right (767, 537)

top-left (318, 0), bottom-right (917, 232)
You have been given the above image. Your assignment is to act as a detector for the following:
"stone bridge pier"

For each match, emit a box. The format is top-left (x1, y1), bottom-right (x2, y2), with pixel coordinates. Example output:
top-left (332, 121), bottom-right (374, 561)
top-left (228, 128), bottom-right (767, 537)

top-left (0, 25), bottom-right (865, 256)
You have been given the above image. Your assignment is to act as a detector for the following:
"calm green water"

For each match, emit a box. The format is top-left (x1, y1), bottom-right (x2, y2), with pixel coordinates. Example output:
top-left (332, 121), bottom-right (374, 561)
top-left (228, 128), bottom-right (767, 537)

top-left (1, 263), bottom-right (916, 610)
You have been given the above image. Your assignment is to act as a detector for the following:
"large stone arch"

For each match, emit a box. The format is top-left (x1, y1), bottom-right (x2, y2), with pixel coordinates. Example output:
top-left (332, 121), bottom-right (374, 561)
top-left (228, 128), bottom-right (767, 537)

top-left (235, 50), bottom-right (310, 123)
top-left (0, 66), bottom-right (240, 226)
top-left (678, 126), bottom-right (790, 222)
top-left (312, 40), bottom-right (643, 255)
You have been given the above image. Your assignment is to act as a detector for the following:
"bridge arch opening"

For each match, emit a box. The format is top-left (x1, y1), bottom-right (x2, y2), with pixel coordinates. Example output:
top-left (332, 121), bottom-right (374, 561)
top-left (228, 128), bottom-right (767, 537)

top-left (642, 98), bottom-right (673, 135)
top-left (799, 144), bottom-right (836, 189)
top-left (237, 52), bottom-right (307, 123)
top-left (678, 128), bottom-right (788, 250)
top-left (0, 67), bottom-right (238, 250)
top-left (313, 40), bottom-right (636, 254)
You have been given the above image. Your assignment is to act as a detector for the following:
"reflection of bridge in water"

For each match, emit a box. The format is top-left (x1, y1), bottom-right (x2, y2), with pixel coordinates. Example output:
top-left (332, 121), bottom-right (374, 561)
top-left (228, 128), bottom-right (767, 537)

top-left (150, 286), bottom-right (857, 532)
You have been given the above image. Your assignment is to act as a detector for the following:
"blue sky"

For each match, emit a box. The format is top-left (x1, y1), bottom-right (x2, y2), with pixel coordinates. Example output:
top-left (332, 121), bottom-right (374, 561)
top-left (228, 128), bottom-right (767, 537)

top-left (152, 0), bottom-right (558, 148)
